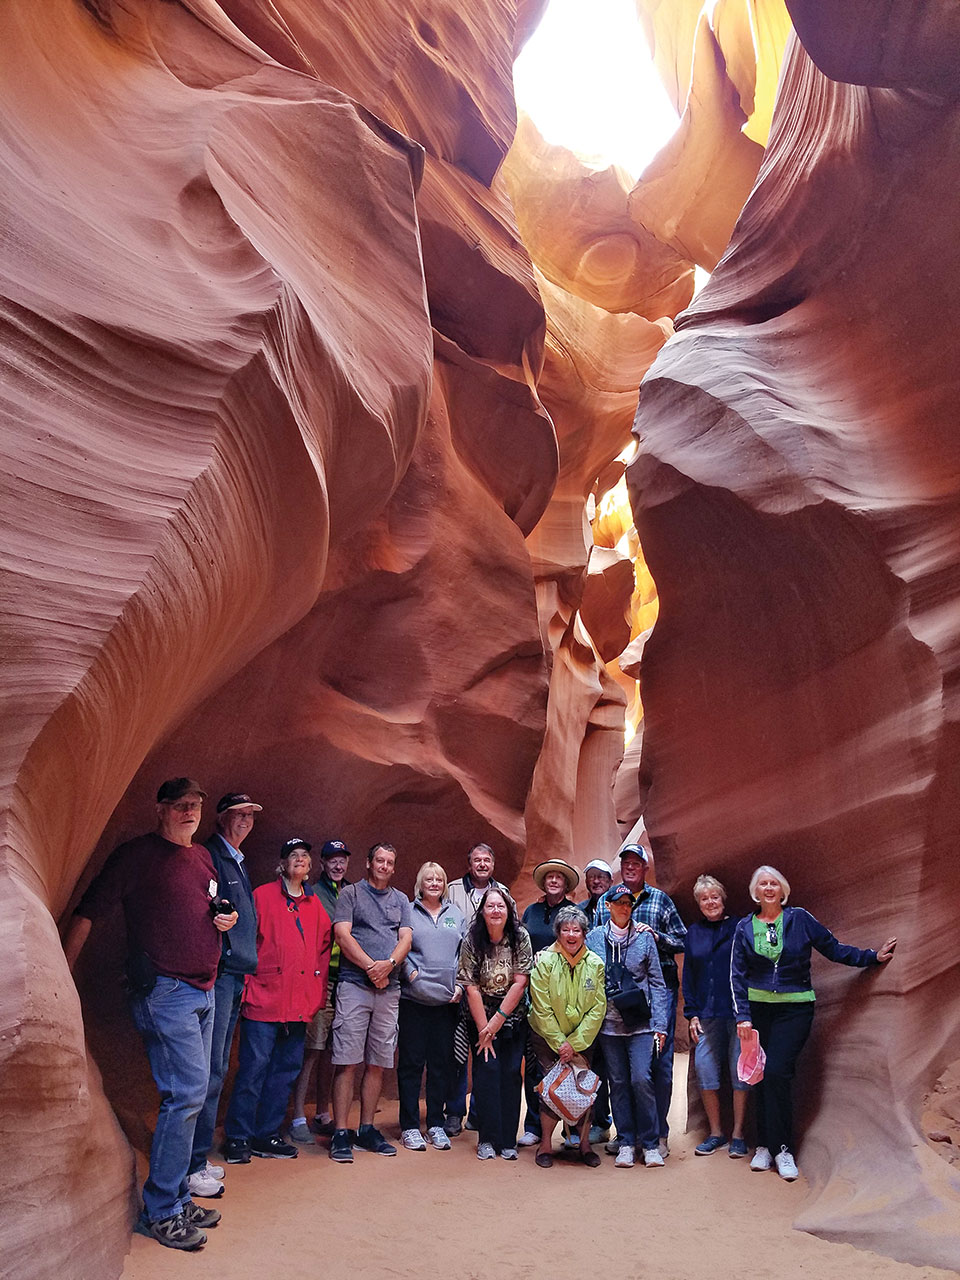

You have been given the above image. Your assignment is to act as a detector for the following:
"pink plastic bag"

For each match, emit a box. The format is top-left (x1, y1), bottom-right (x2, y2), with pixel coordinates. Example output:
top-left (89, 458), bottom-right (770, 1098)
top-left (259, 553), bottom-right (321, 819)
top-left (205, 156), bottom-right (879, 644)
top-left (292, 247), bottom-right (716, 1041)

top-left (737, 1027), bottom-right (766, 1084)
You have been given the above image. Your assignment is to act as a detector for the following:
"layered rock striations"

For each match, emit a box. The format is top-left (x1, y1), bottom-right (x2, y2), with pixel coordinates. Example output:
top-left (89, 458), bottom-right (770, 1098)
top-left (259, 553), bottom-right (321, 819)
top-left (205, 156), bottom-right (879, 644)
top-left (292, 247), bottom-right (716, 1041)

top-left (629, 16), bottom-right (960, 1268)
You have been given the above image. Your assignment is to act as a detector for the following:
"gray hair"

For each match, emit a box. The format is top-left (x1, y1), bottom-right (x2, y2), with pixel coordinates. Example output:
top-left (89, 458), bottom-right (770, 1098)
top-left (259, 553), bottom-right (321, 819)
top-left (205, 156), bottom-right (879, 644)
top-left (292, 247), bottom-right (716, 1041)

top-left (553, 905), bottom-right (589, 939)
top-left (749, 865), bottom-right (791, 905)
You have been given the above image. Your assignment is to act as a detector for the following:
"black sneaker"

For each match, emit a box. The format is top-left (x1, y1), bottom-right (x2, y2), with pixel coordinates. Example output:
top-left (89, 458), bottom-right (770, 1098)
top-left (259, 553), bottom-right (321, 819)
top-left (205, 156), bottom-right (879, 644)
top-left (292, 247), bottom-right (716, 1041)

top-left (443, 1116), bottom-right (463, 1137)
top-left (355, 1125), bottom-right (397, 1156)
top-left (134, 1212), bottom-right (206, 1251)
top-left (250, 1135), bottom-right (298, 1159)
top-left (222, 1138), bottom-right (251, 1164)
top-left (330, 1129), bottom-right (354, 1163)
top-left (183, 1202), bottom-right (221, 1229)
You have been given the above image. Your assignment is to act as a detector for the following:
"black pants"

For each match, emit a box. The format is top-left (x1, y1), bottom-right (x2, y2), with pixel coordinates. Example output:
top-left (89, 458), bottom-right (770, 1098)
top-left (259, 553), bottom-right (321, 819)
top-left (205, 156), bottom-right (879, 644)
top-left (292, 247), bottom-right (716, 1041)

top-left (750, 1001), bottom-right (815, 1154)
top-left (397, 1000), bottom-right (458, 1132)
top-left (471, 1021), bottom-right (526, 1153)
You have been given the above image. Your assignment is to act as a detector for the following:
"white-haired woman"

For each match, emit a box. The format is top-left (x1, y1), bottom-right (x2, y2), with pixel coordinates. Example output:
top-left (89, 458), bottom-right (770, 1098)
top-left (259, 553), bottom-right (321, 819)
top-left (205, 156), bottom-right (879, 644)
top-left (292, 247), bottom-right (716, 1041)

top-left (398, 862), bottom-right (465, 1152)
top-left (731, 865), bottom-right (897, 1181)
top-left (683, 875), bottom-right (751, 1158)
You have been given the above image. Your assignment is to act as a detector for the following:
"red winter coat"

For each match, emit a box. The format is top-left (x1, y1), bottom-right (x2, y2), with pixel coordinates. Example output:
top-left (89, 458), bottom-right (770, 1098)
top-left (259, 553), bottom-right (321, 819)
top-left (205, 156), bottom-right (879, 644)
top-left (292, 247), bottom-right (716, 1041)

top-left (242, 879), bottom-right (332, 1022)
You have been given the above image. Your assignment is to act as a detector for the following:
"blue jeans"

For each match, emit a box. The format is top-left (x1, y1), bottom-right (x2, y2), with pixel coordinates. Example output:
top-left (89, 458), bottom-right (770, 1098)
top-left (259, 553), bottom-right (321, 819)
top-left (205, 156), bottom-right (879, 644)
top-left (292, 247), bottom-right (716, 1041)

top-left (694, 1016), bottom-right (751, 1092)
top-left (602, 1031), bottom-right (657, 1150)
top-left (189, 971), bottom-right (244, 1173)
top-left (224, 1018), bottom-right (307, 1141)
top-left (655, 985), bottom-right (679, 1137)
top-left (130, 976), bottom-right (214, 1222)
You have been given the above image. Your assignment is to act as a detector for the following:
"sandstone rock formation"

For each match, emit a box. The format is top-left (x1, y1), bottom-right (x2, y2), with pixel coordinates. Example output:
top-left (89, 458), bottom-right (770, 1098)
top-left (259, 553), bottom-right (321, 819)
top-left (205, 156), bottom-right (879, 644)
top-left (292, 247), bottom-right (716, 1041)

top-left (629, 14), bottom-right (960, 1269)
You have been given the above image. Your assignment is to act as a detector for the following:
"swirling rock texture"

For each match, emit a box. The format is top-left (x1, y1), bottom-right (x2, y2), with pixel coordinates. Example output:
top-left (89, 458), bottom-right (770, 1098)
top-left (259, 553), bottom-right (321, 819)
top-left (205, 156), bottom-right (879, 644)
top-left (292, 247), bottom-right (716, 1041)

top-left (629, 3), bottom-right (960, 1269)
top-left (2, 0), bottom-right (555, 1275)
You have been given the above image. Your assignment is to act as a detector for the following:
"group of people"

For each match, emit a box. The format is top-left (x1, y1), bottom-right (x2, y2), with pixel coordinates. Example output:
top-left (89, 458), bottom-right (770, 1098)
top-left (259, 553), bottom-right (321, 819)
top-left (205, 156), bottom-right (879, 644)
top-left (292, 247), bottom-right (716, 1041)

top-left (64, 777), bottom-right (897, 1252)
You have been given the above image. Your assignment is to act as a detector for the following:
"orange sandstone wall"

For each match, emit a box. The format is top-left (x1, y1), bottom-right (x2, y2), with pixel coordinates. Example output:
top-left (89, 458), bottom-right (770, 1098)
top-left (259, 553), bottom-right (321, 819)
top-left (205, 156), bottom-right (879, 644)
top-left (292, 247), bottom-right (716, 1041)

top-left (629, 15), bottom-right (960, 1268)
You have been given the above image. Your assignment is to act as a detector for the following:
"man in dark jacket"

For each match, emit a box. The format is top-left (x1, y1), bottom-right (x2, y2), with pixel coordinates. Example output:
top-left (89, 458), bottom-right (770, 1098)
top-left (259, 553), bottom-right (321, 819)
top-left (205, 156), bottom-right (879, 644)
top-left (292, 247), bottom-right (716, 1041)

top-left (187, 792), bottom-right (262, 1188)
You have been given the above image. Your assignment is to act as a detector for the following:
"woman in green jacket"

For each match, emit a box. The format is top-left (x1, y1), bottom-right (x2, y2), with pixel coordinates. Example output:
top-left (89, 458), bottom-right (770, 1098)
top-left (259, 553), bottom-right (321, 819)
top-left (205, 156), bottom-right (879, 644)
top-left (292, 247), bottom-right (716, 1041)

top-left (529, 905), bottom-right (606, 1168)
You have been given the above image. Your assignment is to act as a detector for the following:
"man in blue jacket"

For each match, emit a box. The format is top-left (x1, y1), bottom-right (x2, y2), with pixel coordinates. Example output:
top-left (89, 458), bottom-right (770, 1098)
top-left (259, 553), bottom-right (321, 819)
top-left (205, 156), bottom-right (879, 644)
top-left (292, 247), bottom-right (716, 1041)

top-left (187, 792), bottom-right (261, 1191)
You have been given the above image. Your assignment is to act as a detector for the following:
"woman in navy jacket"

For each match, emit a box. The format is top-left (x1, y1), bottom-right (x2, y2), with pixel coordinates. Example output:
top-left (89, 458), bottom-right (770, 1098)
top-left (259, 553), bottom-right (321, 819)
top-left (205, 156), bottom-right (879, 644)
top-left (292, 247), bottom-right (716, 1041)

top-left (731, 865), bottom-right (896, 1182)
top-left (683, 875), bottom-right (751, 1159)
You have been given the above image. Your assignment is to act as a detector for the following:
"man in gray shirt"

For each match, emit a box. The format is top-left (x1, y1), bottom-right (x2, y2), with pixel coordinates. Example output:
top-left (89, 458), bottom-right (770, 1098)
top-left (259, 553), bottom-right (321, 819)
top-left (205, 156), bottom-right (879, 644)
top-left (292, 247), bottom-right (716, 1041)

top-left (330, 842), bottom-right (413, 1162)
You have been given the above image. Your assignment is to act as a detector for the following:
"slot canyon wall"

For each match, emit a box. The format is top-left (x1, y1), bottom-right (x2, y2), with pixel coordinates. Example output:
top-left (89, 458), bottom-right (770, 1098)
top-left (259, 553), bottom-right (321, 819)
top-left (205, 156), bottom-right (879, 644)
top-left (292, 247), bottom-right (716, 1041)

top-left (629, 1), bottom-right (960, 1269)
top-left (1, 0), bottom-right (959, 1275)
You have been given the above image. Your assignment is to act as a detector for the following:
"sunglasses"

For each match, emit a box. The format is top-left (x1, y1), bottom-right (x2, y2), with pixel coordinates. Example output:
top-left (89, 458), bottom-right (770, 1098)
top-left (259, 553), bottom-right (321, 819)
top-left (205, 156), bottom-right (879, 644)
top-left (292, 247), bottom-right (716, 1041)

top-left (766, 923), bottom-right (779, 947)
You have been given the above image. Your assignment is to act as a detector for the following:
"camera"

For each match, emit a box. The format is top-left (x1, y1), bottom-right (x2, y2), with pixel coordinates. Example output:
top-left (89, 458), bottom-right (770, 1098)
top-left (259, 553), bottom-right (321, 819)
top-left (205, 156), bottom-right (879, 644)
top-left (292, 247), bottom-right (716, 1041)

top-left (210, 896), bottom-right (236, 918)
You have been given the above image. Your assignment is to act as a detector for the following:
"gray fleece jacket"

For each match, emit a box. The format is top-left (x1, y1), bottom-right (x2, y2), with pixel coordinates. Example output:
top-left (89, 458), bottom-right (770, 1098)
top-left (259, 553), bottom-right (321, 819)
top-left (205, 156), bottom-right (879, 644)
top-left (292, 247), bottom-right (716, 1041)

top-left (401, 898), bottom-right (466, 1005)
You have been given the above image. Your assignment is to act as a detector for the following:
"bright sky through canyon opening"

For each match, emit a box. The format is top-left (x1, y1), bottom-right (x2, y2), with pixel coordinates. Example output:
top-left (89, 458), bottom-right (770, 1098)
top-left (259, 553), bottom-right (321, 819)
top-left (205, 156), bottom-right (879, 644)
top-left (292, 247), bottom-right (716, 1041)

top-left (514, 0), bottom-right (680, 180)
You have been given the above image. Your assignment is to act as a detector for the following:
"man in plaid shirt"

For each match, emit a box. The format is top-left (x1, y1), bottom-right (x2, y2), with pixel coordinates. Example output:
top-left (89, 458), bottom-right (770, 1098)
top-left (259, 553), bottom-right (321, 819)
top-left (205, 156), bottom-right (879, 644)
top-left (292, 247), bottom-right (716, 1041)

top-left (594, 843), bottom-right (686, 1157)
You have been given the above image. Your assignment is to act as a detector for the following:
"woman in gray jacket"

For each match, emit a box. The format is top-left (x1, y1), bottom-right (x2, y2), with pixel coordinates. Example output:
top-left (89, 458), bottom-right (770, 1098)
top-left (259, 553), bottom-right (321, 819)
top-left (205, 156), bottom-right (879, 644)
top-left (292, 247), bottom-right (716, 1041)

top-left (398, 863), bottom-right (465, 1151)
top-left (586, 883), bottom-right (669, 1169)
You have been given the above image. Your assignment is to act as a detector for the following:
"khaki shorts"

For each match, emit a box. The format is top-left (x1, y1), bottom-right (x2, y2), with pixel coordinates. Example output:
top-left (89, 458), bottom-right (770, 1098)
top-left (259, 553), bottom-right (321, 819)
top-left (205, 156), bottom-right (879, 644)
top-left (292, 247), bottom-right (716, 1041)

top-left (331, 980), bottom-right (401, 1068)
top-left (305, 982), bottom-right (337, 1052)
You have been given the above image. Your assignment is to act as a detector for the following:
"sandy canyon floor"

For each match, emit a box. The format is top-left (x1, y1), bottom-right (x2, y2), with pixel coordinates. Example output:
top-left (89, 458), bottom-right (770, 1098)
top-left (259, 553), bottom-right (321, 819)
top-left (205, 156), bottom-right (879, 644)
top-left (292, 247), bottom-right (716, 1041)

top-left (122, 1059), bottom-right (954, 1280)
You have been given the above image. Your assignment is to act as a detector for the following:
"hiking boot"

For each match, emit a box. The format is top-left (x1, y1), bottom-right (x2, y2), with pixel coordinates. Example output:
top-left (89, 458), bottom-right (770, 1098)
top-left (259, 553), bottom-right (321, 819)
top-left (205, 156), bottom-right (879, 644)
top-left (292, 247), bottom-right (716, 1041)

top-left (289, 1119), bottom-right (313, 1144)
top-left (222, 1138), bottom-right (251, 1164)
top-left (135, 1212), bottom-right (206, 1251)
top-left (185, 1169), bottom-right (225, 1198)
top-left (330, 1129), bottom-right (353, 1163)
top-left (750, 1145), bottom-right (773, 1171)
top-left (183, 1202), bottom-right (221, 1229)
top-left (427, 1126), bottom-right (451, 1150)
top-left (729, 1138), bottom-right (748, 1159)
top-left (355, 1125), bottom-right (397, 1156)
top-left (775, 1146), bottom-right (799, 1181)
top-left (401, 1128), bottom-right (427, 1151)
top-left (695, 1134), bottom-right (728, 1156)
top-left (250, 1135), bottom-right (298, 1159)
top-left (615, 1144), bottom-right (635, 1168)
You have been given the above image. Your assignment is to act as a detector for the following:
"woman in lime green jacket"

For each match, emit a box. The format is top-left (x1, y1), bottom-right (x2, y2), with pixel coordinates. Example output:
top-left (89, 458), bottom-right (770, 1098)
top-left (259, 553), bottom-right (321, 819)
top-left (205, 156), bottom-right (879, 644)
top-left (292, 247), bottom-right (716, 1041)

top-left (529, 905), bottom-right (607, 1168)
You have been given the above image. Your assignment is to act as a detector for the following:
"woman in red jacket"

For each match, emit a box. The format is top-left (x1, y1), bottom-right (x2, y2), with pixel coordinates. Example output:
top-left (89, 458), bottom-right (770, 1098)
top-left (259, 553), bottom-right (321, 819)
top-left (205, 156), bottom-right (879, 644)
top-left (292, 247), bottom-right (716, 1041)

top-left (222, 840), bottom-right (331, 1163)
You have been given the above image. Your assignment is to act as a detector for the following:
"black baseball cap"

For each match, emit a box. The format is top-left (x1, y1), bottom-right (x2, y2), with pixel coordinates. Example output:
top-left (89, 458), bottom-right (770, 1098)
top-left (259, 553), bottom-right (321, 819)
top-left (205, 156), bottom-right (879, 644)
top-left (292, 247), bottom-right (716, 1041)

top-left (280, 837), bottom-right (312, 856)
top-left (156, 777), bottom-right (207, 803)
top-left (320, 839), bottom-right (352, 859)
top-left (216, 792), bottom-right (263, 814)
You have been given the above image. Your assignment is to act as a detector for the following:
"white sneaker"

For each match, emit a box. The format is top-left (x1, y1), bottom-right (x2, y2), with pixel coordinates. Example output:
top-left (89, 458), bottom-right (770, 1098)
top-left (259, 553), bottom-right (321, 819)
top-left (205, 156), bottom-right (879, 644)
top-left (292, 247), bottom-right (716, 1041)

top-left (477, 1142), bottom-right (496, 1160)
top-left (615, 1144), bottom-right (635, 1168)
top-left (604, 1137), bottom-right (620, 1155)
top-left (657, 1138), bottom-right (670, 1159)
top-left (401, 1128), bottom-right (427, 1151)
top-left (186, 1170), bottom-right (225, 1198)
top-left (427, 1126), bottom-right (451, 1150)
top-left (775, 1146), bottom-right (799, 1181)
top-left (517, 1130), bottom-right (539, 1146)
top-left (204, 1161), bottom-right (225, 1180)
top-left (750, 1145), bottom-right (773, 1171)
top-left (643, 1147), bottom-right (665, 1167)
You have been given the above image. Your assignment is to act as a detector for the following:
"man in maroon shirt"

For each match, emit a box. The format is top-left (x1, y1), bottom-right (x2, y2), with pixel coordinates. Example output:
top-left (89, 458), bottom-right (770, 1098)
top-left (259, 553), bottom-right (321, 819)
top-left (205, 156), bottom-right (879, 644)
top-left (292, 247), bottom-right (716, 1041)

top-left (64, 778), bottom-right (237, 1252)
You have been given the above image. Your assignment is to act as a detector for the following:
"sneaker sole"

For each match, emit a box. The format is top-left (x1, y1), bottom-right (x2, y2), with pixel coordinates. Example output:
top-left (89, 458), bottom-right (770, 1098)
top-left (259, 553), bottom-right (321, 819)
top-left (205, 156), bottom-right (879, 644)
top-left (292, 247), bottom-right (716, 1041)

top-left (223, 1153), bottom-right (251, 1164)
top-left (251, 1150), bottom-right (298, 1159)
top-left (330, 1151), bottom-right (354, 1163)
top-left (187, 1184), bottom-right (225, 1198)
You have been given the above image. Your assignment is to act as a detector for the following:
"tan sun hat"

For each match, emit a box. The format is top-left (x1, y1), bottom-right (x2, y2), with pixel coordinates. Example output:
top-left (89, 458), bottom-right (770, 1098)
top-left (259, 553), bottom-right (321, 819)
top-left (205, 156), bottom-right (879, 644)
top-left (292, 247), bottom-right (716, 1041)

top-left (532, 859), bottom-right (580, 893)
